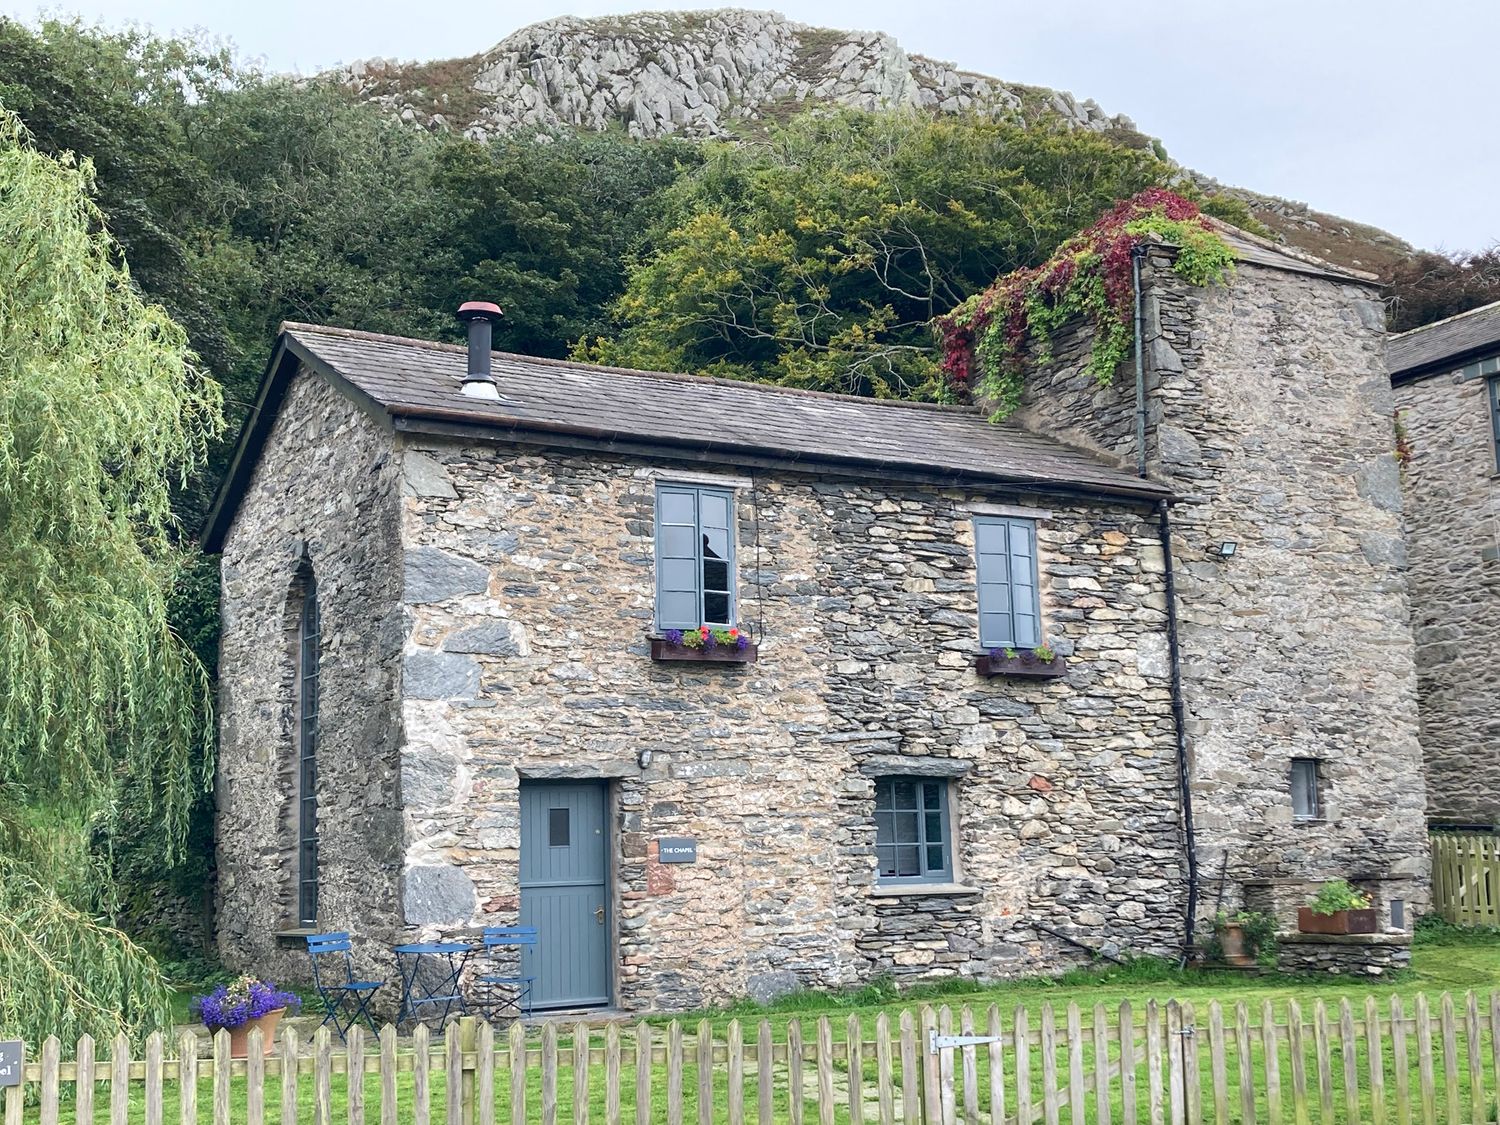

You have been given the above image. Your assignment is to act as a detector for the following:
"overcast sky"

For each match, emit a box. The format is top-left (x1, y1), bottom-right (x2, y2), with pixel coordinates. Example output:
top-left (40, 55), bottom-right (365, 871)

top-left (9, 0), bottom-right (1495, 253)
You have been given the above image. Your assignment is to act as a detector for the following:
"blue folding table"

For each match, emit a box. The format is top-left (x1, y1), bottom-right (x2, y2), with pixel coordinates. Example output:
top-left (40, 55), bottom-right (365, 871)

top-left (393, 941), bottom-right (476, 1027)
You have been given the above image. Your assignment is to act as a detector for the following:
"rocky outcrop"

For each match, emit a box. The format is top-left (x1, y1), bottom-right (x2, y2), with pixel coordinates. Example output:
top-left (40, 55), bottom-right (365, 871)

top-left (327, 8), bottom-right (1412, 274)
top-left (330, 9), bottom-right (1135, 143)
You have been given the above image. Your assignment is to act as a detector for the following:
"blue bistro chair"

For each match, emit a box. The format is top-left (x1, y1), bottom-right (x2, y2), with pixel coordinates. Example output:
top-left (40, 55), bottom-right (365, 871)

top-left (306, 932), bottom-right (385, 1040)
top-left (475, 926), bottom-right (538, 1021)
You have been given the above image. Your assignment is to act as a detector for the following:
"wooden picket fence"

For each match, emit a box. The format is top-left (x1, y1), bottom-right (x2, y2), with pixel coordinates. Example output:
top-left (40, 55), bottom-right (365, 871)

top-left (1431, 834), bottom-right (1500, 926)
top-left (8, 991), bottom-right (1500, 1124)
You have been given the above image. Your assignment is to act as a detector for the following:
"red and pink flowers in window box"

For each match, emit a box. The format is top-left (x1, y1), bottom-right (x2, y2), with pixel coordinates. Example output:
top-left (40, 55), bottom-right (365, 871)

top-left (653, 625), bottom-right (757, 663)
top-left (664, 625), bottom-right (750, 651)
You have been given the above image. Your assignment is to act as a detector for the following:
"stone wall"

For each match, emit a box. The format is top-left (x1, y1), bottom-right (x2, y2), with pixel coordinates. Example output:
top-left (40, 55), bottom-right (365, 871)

top-left (1392, 368), bottom-right (1500, 825)
top-left (396, 442), bottom-right (1186, 1010)
top-left (1015, 250), bottom-right (1431, 929)
top-left (216, 367), bottom-right (407, 982)
top-left (1276, 934), bottom-right (1411, 977)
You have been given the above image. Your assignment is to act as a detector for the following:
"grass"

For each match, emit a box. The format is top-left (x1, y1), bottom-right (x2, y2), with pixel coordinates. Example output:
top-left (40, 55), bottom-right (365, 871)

top-left (23, 934), bottom-right (1500, 1123)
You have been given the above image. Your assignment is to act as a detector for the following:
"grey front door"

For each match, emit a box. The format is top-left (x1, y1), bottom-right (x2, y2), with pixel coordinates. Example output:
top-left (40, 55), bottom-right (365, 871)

top-left (519, 781), bottom-right (610, 1009)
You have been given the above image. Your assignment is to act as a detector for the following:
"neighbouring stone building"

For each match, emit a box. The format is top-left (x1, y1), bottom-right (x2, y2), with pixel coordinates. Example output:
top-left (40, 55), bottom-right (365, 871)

top-left (205, 223), bottom-right (1430, 1011)
top-left (1389, 300), bottom-right (1500, 828)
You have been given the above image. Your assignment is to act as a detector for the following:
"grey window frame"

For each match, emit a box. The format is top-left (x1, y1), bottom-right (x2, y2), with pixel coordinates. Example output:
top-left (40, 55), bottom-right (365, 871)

top-left (874, 776), bottom-right (953, 885)
top-left (1291, 757), bottom-right (1321, 823)
top-left (1489, 376), bottom-right (1500, 473)
top-left (296, 577), bottom-right (321, 926)
top-left (973, 515), bottom-right (1043, 650)
top-left (654, 484), bottom-right (737, 630)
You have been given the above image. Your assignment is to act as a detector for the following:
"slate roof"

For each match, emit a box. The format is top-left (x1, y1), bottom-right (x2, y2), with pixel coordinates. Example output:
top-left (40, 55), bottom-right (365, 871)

top-left (1387, 299), bottom-right (1500, 380)
top-left (202, 323), bottom-right (1170, 548)
top-left (1205, 221), bottom-right (1379, 285)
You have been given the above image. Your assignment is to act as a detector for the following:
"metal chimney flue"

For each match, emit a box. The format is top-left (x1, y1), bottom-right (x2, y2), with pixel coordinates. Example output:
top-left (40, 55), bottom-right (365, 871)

top-left (456, 301), bottom-right (504, 400)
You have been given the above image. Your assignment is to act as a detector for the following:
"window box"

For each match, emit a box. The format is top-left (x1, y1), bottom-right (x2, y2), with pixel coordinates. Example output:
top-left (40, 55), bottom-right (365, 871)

top-left (975, 651), bottom-right (1067, 678)
top-left (650, 637), bottom-right (758, 664)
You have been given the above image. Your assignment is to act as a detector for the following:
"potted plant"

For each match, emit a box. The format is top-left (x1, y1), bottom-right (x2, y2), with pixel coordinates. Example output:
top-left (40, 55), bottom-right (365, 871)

top-left (1209, 910), bottom-right (1278, 969)
top-left (975, 642), bottom-right (1066, 678)
top-left (1297, 879), bottom-right (1378, 935)
top-left (191, 975), bottom-right (301, 1057)
top-left (651, 625), bottom-right (757, 663)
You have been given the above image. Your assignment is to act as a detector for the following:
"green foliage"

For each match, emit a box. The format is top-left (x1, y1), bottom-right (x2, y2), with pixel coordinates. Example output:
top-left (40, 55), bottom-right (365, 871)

top-left (0, 108), bottom-right (221, 1043)
top-left (937, 189), bottom-right (1235, 419)
top-left (0, 858), bottom-right (172, 1047)
top-left (1207, 910), bottom-right (1280, 970)
top-left (581, 109), bottom-right (1171, 398)
top-left (1190, 191), bottom-right (1273, 239)
top-left (0, 109), bottom-right (222, 837)
top-left (1413, 913), bottom-right (1500, 947)
top-left (1307, 879), bottom-right (1372, 916)
top-left (428, 131), bottom-right (699, 359)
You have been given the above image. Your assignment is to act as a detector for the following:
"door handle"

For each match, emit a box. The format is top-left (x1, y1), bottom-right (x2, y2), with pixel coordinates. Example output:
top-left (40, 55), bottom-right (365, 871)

top-left (595, 904), bottom-right (605, 924)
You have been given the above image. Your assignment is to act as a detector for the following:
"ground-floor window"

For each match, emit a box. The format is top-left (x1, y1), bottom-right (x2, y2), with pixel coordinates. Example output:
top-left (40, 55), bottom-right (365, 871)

top-left (874, 776), bottom-right (952, 884)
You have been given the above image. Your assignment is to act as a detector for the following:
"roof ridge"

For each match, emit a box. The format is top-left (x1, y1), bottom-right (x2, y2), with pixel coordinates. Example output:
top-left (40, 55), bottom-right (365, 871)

top-left (280, 321), bottom-right (987, 419)
top-left (1390, 297), bottom-right (1500, 340)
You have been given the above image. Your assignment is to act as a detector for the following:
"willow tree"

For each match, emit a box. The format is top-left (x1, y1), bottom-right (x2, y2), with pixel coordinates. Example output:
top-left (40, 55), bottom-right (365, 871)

top-left (0, 109), bottom-right (222, 1045)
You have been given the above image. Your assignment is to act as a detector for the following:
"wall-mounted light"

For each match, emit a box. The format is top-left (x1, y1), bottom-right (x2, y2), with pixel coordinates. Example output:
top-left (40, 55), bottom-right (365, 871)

top-left (638, 748), bottom-right (654, 770)
top-left (1210, 541), bottom-right (1238, 559)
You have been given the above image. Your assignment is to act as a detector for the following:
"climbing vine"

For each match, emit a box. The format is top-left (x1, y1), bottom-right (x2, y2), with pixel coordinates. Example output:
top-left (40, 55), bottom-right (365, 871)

top-left (935, 188), bottom-right (1236, 418)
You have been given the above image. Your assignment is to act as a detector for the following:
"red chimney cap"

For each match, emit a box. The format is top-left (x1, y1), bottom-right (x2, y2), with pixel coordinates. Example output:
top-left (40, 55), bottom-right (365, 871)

top-left (457, 301), bottom-right (504, 320)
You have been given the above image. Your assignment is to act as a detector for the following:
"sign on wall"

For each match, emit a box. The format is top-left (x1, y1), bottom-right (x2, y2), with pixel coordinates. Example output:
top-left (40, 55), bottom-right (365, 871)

top-left (658, 837), bottom-right (698, 864)
top-left (0, 1041), bottom-right (22, 1088)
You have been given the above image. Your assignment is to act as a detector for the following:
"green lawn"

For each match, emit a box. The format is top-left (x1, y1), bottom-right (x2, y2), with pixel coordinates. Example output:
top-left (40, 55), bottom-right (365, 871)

top-left (24, 934), bottom-right (1500, 1123)
top-left (672, 935), bottom-right (1500, 1038)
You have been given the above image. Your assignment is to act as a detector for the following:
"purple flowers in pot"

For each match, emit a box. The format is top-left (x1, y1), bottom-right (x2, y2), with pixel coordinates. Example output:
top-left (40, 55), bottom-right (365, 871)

top-left (190, 975), bottom-right (301, 1031)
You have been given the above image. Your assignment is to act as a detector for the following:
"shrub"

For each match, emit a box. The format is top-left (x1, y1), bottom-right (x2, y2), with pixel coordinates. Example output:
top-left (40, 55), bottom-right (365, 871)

top-left (1307, 879), bottom-right (1372, 916)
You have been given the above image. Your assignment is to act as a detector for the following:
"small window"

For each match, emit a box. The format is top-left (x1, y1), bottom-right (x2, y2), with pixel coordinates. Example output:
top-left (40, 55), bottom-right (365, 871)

top-left (548, 807), bottom-right (570, 848)
top-left (874, 777), bottom-right (952, 884)
top-left (655, 485), bottom-right (736, 629)
top-left (973, 516), bottom-right (1042, 649)
top-left (1291, 758), bottom-right (1321, 822)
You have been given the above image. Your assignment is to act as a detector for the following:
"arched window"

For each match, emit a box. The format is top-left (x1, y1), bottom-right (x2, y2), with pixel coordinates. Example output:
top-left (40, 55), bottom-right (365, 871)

top-left (295, 574), bottom-right (320, 926)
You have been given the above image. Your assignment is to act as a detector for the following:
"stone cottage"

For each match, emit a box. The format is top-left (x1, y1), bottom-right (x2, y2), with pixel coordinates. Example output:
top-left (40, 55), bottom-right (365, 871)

top-left (1389, 300), bottom-right (1500, 828)
top-left (204, 224), bottom-right (1429, 1012)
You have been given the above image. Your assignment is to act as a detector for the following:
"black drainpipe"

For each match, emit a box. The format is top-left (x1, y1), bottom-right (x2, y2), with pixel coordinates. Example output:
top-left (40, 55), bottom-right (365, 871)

top-left (1158, 499), bottom-right (1199, 962)
top-left (1132, 246), bottom-right (1148, 478)
top-left (1132, 244), bottom-right (1200, 961)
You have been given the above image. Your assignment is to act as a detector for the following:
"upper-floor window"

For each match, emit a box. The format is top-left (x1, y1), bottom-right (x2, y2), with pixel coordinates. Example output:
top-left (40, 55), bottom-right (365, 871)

top-left (295, 574), bottom-right (321, 926)
top-left (875, 776), bottom-right (952, 884)
top-left (973, 516), bottom-right (1041, 649)
top-left (655, 484), bottom-right (736, 630)
top-left (1488, 376), bottom-right (1500, 472)
top-left (1291, 757), bottom-right (1322, 823)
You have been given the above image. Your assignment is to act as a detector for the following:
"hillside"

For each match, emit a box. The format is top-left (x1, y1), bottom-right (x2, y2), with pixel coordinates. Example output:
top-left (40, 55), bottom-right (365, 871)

top-left (328, 8), bottom-right (1412, 276)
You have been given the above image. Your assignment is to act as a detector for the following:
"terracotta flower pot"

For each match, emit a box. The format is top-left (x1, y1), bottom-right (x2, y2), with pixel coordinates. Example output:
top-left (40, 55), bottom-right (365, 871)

top-left (1297, 907), bottom-right (1378, 935)
top-left (223, 1008), bottom-right (287, 1058)
top-left (1217, 922), bottom-right (1255, 967)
